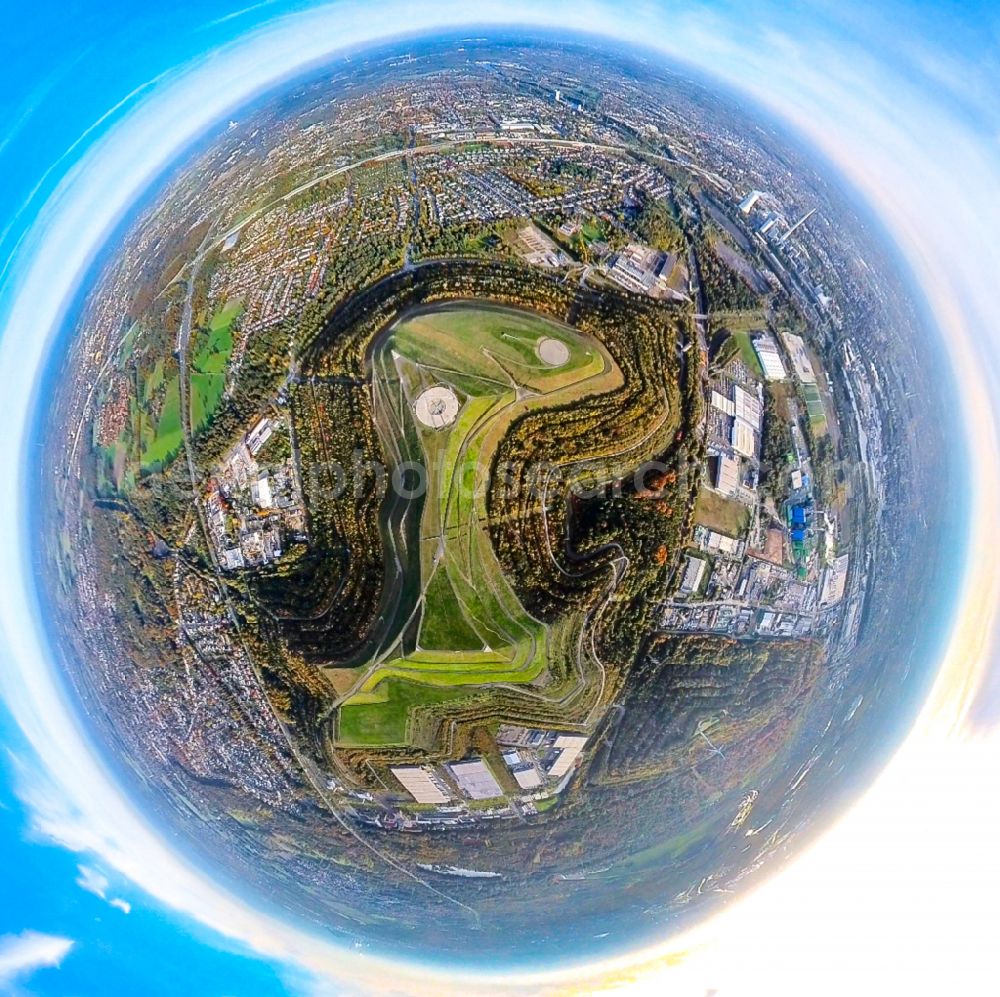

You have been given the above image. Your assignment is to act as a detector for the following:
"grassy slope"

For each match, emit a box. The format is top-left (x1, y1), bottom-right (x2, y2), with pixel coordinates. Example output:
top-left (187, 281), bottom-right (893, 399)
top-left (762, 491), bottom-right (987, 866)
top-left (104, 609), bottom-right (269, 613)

top-left (336, 306), bottom-right (606, 744)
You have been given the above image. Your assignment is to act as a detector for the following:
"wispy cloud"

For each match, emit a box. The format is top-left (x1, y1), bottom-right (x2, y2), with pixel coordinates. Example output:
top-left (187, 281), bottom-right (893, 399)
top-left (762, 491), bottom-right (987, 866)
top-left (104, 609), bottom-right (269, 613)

top-left (0, 931), bottom-right (74, 988)
top-left (75, 863), bottom-right (131, 913)
top-left (199, 0), bottom-right (282, 32)
top-left (74, 863), bottom-right (109, 899)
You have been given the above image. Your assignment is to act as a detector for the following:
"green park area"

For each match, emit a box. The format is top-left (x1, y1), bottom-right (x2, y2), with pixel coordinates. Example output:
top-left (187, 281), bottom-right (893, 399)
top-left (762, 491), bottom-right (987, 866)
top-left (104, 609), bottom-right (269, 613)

top-left (98, 301), bottom-right (243, 486)
top-left (190, 299), bottom-right (242, 433)
top-left (335, 306), bottom-right (610, 745)
top-left (140, 376), bottom-right (183, 471)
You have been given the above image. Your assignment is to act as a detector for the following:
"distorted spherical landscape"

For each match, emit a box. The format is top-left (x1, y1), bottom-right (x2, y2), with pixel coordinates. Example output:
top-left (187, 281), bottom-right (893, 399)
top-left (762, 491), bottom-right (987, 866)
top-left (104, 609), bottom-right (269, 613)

top-left (37, 33), bottom-right (950, 967)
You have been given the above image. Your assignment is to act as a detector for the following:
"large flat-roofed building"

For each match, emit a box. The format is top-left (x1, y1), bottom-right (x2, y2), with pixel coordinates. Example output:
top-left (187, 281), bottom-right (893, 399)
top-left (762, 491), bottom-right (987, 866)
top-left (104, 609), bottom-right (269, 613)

top-left (501, 749), bottom-right (544, 791)
top-left (251, 472), bottom-right (273, 510)
top-left (548, 735), bottom-right (588, 778)
top-left (709, 532), bottom-right (741, 555)
top-left (606, 244), bottom-right (678, 298)
top-left (246, 416), bottom-right (274, 456)
top-left (752, 333), bottom-right (788, 381)
top-left (731, 419), bottom-right (757, 458)
top-left (820, 554), bottom-right (850, 606)
top-left (449, 758), bottom-right (503, 800)
top-left (391, 765), bottom-right (452, 804)
top-left (711, 389), bottom-right (735, 417)
top-left (714, 453), bottom-right (741, 497)
top-left (680, 554), bottom-right (707, 595)
top-left (780, 332), bottom-right (817, 384)
top-left (696, 525), bottom-right (744, 558)
top-left (733, 384), bottom-right (763, 432)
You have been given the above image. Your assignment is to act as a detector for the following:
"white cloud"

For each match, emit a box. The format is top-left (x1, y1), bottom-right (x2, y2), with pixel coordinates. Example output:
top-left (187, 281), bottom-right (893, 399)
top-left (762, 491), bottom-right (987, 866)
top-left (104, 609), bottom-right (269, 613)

top-left (75, 863), bottom-right (109, 900)
top-left (74, 863), bottom-right (132, 914)
top-left (0, 931), bottom-right (74, 988)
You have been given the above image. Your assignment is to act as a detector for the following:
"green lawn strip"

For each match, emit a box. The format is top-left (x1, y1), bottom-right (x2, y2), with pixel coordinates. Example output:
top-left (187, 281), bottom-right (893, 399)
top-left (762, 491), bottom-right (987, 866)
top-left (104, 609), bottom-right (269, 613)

top-left (140, 376), bottom-right (183, 471)
top-left (418, 567), bottom-right (484, 649)
top-left (190, 372), bottom-right (226, 433)
top-left (353, 646), bottom-right (545, 691)
top-left (210, 298), bottom-right (244, 332)
top-left (142, 358), bottom-right (165, 403)
top-left (338, 679), bottom-right (471, 746)
top-left (188, 301), bottom-right (242, 431)
top-left (732, 330), bottom-right (765, 378)
top-left (801, 383), bottom-right (828, 432)
top-left (397, 308), bottom-right (592, 387)
top-left (581, 217), bottom-right (604, 243)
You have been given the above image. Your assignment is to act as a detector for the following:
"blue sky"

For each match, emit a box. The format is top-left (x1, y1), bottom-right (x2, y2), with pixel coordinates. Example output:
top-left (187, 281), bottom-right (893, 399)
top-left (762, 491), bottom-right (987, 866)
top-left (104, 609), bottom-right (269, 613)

top-left (2, 2), bottom-right (1000, 995)
top-left (0, 6), bottom-right (403, 993)
top-left (0, 715), bottom-right (291, 993)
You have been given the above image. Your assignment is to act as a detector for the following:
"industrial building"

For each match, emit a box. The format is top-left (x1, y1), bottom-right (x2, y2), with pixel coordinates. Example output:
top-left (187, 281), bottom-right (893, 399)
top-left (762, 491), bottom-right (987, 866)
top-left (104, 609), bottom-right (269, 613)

top-left (391, 766), bottom-right (452, 804)
top-left (781, 331), bottom-right (817, 384)
top-left (731, 420), bottom-right (756, 458)
top-left (714, 453), bottom-right (741, 497)
top-left (502, 750), bottom-right (543, 790)
top-left (820, 554), bottom-right (850, 606)
top-left (696, 525), bottom-right (744, 558)
top-left (758, 212), bottom-right (780, 235)
top-left (711, 389), bottom-right (735, 416)
top-left (250, 471), bottom-right (273, 510)
top-left (752, 332), bottom-right (788, 381)
top-left (448, 758), bottom-right (503, 800)
top-left (548, 735), bottom-right (588, 778)
top-left (712, 381), bottom-right (763, 461)
top-left (245, 416), bottom-right (274, 456)
top-left (680, 554), bottom-right (707, 594)
top-left (606, 243), bottom-right (679, 298)
top-left (733, 384), bottom-right (762, 431)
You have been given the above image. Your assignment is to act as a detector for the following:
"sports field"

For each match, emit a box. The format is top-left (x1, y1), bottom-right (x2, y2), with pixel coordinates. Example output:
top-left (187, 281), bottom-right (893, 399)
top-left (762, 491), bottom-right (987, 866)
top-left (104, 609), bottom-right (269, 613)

top-left (335, 305), bottom-right (613, 745)
top-left (801, 382), bottom-right (828, 434)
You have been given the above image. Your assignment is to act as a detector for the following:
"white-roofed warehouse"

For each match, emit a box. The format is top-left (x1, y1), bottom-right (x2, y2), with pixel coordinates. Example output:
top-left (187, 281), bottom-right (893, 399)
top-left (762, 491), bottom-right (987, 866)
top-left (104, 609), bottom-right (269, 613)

top-left (449, 758), bottom-right (503, 800)
top-left (391, 766), bottom-right (451, 804)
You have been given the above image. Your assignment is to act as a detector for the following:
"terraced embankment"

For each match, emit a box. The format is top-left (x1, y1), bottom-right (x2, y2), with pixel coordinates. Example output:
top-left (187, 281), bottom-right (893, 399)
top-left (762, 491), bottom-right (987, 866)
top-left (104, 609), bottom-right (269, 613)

top-left (336, 305), bottom-right (617, 745)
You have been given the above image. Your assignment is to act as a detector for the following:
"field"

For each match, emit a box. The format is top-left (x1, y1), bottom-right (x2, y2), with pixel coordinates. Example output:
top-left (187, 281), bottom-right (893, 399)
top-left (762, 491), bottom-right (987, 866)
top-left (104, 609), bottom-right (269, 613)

top-left (335, 305), bottom-right (613, 745)
top-left (98, 302), bottom-right (243, 483)
top-left (337, 678), bottom-right (471, 745)
top-left (695, 489), bottom-right (749, 537)
top-left (140, 377), bottom-right (183, 471)
top-left (801, 382), bottom-right (828, 434)
top-left (190, 300), bottom-right (241, 433)
top-left (732, 330), bottom-right (765, 378)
